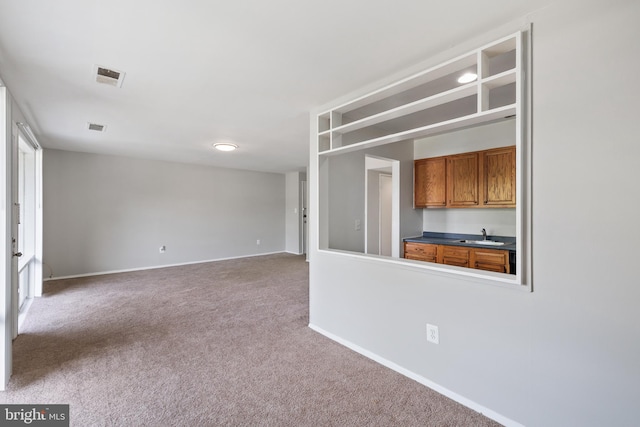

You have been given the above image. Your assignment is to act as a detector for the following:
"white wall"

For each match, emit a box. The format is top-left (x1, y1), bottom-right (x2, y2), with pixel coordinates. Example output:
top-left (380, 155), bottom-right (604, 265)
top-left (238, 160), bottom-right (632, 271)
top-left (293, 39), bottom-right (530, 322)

top-left (420, 208), bottom-right (515, 237)
top-left (309, 0), bottom-right (640, 425)
top-left (43, 149), bottom-right (286, 278)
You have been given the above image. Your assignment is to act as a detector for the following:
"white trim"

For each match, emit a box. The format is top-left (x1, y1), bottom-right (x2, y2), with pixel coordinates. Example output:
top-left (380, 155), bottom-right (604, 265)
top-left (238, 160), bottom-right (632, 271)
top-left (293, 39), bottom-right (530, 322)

top-left (15, 122), bottom-right (41, 150)
top-left (17, 297), bottom-right (33, 331)
top-left (33, 149), bottom-right (43, 297)
top-left (308, 323), bottom-right (525, 427)
top-left (0, 83), bottom-right (11, 390)
top-left (18, 255), bottom-right (35, 274)
top-left (43, 251), bottom-right (287, 281)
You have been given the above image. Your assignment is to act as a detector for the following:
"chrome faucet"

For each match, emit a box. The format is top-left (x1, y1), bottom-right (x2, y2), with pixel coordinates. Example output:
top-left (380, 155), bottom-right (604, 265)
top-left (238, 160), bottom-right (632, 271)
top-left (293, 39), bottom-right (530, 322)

top-left (481, 228), bottom-right (487, 240)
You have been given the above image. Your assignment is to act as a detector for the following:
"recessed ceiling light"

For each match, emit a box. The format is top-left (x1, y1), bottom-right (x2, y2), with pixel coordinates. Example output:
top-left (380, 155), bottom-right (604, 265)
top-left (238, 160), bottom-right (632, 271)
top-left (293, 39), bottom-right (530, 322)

top-left (457, 72), bottom-right (478, 84)
top-left (213, 143), bottom-right (238, 152)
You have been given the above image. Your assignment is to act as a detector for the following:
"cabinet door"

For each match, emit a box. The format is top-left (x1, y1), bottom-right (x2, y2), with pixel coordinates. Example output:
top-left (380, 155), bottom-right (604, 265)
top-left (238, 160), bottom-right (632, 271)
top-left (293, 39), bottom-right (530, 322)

top-left (414, 158), bottom-right (446, 208)
top-left (442, 246), bottom-right (470, 267)
top-left (472, 248), bottom-right (510, 274)
top-left (482, 146), bottom-right (516, 207)
top-left (447, 153), bottom-right (479, 207)
top-left (404, 242), bottom-right (439, 263)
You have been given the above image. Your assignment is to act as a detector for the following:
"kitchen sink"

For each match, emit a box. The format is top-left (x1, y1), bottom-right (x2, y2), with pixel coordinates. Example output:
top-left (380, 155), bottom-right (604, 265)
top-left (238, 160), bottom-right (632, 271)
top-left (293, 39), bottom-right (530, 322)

top-left (459, 240), bottom-right (506, 246)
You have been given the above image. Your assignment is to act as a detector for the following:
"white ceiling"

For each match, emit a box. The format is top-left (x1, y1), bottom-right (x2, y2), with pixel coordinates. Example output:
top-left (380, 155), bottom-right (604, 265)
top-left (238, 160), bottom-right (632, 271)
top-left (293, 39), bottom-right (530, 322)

top-left (0, 0), bottom-right (555, 173)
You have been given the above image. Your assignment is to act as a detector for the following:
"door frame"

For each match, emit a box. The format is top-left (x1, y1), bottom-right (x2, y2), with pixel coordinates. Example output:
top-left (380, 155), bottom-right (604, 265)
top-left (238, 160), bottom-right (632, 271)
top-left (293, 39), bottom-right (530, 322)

top-left (364, 155), bottom-right (399, 258)
top-left (0, 84), bottom-right (43, 389)
top-left (1, 85), bottom-right (12, 389)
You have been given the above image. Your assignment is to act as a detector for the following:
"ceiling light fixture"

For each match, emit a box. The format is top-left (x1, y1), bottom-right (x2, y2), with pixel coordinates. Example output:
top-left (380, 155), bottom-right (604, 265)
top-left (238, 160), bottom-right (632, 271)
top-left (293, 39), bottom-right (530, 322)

top-left (213, 143), bottom-right (238, 152)
top-left (457, 72), bottom-right (478, 84)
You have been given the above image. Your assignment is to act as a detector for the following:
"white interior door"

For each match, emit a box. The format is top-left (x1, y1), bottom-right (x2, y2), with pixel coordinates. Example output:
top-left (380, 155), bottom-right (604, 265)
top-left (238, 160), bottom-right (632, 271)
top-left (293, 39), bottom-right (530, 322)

top-left (16, 134), bottom-right (36, 315)
top-left (10, 124), bottom-right (19, 339)
top-left (14, 126), bottom-right (42, 333)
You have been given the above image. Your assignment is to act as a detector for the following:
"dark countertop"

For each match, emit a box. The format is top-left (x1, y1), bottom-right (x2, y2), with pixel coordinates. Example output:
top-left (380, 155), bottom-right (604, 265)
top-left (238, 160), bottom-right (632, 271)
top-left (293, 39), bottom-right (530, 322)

top-left (403, 232), bottom-right (516, 252)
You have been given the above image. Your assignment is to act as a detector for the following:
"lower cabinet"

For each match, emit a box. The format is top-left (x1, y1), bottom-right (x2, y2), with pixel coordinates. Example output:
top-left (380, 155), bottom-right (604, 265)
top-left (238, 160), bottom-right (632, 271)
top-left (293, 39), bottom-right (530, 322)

top-left (404, 242), bottom-right (510, 274)
top-left (404, 242), bottom-right (440, 263)
top-left (442, 246), bottom-right (470, 268)
top-left (473, 248), bottom-right (510, 273)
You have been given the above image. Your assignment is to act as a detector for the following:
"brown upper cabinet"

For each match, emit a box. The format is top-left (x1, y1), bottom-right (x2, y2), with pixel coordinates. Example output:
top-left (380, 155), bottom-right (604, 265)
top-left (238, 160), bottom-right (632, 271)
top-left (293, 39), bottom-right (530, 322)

top-left (414, 157), bottom-right (446, 207)
top-left (415, 145), bottom-right (515, 209)
top-left (481, 146), bottom-right (516, 207)
top-left (447, 152), bottom-right (480, 207)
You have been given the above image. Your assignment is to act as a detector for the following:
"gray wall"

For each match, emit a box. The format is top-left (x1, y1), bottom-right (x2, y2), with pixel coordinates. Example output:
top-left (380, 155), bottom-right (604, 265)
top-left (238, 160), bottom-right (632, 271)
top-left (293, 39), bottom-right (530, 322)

top-left (309, 0), bottom-right (640, 425)
top-left (44, 149), bottom-right (285, 277)
top-left (326, 140), bottom-right (421, 254)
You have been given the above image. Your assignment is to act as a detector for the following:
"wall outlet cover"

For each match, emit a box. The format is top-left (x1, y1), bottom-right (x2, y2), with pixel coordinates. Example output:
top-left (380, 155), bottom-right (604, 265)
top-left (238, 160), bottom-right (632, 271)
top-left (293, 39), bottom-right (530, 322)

top-left (426, 323), bottom-right (439, 344)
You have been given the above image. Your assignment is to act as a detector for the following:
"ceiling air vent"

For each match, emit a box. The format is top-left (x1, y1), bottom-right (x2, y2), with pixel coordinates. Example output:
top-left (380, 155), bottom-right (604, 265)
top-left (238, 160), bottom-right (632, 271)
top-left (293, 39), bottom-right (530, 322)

top-left (93, 64), bottom-right (125, 87)
top-left (87, 122), bottom-right (106, 132)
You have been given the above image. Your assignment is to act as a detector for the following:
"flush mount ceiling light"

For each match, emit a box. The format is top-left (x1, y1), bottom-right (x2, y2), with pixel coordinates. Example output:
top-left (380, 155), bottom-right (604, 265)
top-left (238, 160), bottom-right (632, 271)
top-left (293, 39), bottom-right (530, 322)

top-left (457, 72), bottom-right (478, 84)
top-left (213, 143), bottom-right (238, 152)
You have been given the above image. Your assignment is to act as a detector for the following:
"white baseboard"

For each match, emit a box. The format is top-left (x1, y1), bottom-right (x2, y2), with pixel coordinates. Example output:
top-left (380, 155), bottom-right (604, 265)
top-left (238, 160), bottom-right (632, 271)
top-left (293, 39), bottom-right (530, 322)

top-left (44, 251), bottom-right (286, 281)
top-left (285, 250), bottom-right (304, 255)
top-left (308, 323), bottom-right (524, 427)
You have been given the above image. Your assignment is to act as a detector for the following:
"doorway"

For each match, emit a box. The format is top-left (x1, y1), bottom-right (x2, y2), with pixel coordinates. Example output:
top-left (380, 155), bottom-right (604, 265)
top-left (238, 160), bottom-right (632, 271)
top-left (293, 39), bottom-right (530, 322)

top-left (365, 156), bottom-right (399, 258)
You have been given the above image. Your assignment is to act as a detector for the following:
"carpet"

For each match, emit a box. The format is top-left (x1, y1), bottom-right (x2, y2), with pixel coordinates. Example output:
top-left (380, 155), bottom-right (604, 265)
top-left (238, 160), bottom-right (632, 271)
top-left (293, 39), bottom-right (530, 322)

top-left (1, 253), bottom-right (501, 426)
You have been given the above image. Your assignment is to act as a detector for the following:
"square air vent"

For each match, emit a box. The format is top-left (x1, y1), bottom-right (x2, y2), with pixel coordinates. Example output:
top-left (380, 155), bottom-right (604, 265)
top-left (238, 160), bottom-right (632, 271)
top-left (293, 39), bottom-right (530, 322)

top-left (93, 64), bottom-right (125, 88)
top-left (87, 122), bottom-right (106, 132)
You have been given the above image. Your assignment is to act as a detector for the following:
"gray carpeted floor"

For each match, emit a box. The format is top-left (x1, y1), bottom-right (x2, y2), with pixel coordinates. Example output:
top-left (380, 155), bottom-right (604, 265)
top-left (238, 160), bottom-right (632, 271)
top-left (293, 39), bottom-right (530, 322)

top-left (1, 253), bottom-right (501, 426)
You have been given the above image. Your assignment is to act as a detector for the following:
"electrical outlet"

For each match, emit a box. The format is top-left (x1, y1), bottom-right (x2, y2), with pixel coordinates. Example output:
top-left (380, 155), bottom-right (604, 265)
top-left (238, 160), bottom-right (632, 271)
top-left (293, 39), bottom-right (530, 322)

top-left (355, 219), bottom-right (361, 231)
top-left (256, 239), bottom-right (261, 245)
top-left (426, 324), bottom-right (439, 344)
top-left (159, 245), bottom-right (166, 253)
